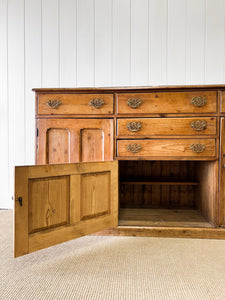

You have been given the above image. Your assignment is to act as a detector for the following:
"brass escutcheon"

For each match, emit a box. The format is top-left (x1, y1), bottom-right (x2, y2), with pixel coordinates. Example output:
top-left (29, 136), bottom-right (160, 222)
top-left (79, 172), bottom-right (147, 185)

top-left (127, 143), bottom-right (142, 153)
top-left (191, 96), bottom-right (207, 107)
top-left (127, 98), bottom-right (143, 108)
top-left (127, 121), bottom-right (142, 132)
top-left (47, 99), bottom-right (62, 109)
top-left (191, 120), bottom-right (207, 131)
top-left (190, 143), bottom-right (206, 153)
top-left (89, 98), bottom-right (105, 108)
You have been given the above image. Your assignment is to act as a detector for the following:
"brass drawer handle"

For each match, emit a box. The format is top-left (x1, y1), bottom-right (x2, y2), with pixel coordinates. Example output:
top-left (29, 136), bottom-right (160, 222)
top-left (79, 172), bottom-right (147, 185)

top-left (127, 143), bottom-right (142, 153)
top-left (127, 121), bottom-right (142, 132)
top-left (47, 99), bottom-right (62, 109)
top-left (89, 98), bottom-right (105, 108)
top-left (127, 98), bottom-right (143, 108)
top-left (191, 120), bottom-right (207, 131)
top-left (190, 143), bottom-right (206, 153)
top-left (191, 96), bottom-right (207, 107)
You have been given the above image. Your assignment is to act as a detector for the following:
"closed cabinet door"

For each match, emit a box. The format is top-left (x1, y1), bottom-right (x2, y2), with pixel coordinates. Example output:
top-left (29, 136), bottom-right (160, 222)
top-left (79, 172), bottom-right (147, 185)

top-left (14, 161), bottom-right (118, 257)
top-left (220, 118), bottom-right (225, 227)
top-left (36, 119), bottom-right (113, 164)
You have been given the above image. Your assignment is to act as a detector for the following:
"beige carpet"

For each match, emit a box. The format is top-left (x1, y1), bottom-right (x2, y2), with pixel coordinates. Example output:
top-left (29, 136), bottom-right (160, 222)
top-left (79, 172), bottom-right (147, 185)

top-left (0, 210), bottom-right (225, 300)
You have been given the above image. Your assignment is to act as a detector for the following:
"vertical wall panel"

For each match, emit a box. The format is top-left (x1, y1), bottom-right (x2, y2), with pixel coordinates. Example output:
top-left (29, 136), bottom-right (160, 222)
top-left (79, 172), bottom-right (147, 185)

top-left (77, 0), bottom-right (94, 87)
top-left (0, 0), bottom-right (9, 208)
top-left (205, 0), bottom-right (225, 83)
top-left (2, 0), bottom-right (225, 208)
top-left (8, 0), bottom-right (25, 208)
top-left (113, 0), bottom-right (131, 86)
top-left (95, 0), bottom-right (112, 86)
top-left (25, 0), bottom-right (42, 165)
top-left (42, 0), bottom-right (59, 87)
top-left (59, 0), bottom-right (76, 87)
top-left (149, 0), bottom-right (167, 85)
top-left (167, 0), bottom-right (186, 84)
top-left (130, 0), bottom-right (149, 86)
top-left (186, 0), bottom-right (205, 84)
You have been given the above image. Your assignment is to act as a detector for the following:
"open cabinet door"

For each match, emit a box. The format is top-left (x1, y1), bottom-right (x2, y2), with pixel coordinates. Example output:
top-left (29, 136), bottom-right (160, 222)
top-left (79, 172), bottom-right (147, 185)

top-left (14, 161), bottom-right (118, 257)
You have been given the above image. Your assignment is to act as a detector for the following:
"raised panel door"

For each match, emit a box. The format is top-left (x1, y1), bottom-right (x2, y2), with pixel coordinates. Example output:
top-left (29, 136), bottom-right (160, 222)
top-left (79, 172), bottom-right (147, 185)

top-left (36, 119), bottom-right (113, 164)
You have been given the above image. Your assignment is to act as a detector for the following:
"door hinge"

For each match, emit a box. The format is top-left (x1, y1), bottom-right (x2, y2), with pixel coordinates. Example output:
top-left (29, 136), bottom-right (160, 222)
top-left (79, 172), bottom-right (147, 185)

top-left (16, 197), bottom-right (23, 206)
top-left (36, 128), bottom-right (39, 137)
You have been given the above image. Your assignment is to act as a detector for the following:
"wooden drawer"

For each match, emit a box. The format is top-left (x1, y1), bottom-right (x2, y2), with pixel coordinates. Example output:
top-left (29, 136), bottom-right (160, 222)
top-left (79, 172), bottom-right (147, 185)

top-left (117, 91), bottom-right (217, 114)
top-left (37, 93), bottom-right (114, 115)
top-left (117, 117), bottom-right (217, 136)
top-left (117, 139), bottom-right (216, 158)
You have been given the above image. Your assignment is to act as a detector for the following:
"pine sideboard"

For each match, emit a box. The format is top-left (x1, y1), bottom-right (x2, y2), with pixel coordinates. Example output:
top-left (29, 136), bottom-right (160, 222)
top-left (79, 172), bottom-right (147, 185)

top-left (14, 85), bottom-right (225, 257)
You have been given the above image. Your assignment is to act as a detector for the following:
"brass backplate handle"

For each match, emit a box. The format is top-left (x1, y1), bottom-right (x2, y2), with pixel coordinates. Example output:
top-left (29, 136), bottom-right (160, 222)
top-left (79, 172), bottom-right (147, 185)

top-left (127, 121), bottom-right (142, 132)
top-left (89, 98), bottom-right (105, 108)
top-left (190, 143), bottom-right (206, 153)
top-left (191, 96), bottom-right (207, 107)
top-left (191, 120), bottom-right (207, 131)
top-left (47, 99), bottom-right (62, 109)
top-left (127, 98), bottom-right (143, 108)
top-left (127, 143), bottom-right (142, 153)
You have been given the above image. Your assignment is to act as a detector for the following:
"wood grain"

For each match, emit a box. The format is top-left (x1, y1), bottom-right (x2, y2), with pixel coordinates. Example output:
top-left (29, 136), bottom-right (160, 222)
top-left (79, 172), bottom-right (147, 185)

top-left (38, 93), bottom-right (114, 115)
top-left (117, 117), bottom-right (217, 136)
top-left (117, 91), bottom-right (217, 114)
top-left (15, 161), bottom-right (118, 256)
top-left (117, 139), bottom-right (216, 158)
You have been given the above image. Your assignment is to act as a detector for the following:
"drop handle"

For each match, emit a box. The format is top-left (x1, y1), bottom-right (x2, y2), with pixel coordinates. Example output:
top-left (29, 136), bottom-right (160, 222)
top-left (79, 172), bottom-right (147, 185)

top-left (47, 99), bottom-right (62, 109)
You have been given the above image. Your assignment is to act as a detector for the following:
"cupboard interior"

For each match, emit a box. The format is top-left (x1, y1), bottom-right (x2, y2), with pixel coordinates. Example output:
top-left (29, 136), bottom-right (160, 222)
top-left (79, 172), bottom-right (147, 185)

top-left (118, 160), bottom-right (217, 228)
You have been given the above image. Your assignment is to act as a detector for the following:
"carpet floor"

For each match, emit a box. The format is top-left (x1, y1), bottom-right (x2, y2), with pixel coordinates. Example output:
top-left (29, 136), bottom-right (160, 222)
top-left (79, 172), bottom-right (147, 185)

top-left (0, 210), bottom-right (225, 300)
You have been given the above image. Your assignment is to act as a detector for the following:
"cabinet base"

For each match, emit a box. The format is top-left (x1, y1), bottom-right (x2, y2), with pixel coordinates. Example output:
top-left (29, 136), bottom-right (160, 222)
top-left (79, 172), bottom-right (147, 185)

top-left (95, 226), bottom-right (225, 239)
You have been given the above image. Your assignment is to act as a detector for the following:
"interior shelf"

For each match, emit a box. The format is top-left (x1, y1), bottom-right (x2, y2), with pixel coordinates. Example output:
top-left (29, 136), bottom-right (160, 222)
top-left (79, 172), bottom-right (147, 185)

top-left (119, 208), bottom-right (213, 228)
top-left (120, 179), bottom-right (199, 186)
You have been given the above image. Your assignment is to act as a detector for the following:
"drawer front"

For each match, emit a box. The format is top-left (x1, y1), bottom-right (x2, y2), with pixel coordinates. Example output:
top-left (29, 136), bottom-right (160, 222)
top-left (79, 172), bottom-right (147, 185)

top-left (117, 117), bottom-right (217, 136)
top-left (117, 91), bottom-right (217, 114)
top-left (117, 139), bottom-right (216, 158)
top-left (38, 93), bottom-right (114, 115)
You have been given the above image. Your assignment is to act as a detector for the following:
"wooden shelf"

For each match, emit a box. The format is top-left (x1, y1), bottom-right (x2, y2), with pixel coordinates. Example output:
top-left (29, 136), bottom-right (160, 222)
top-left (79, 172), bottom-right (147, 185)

top-left (119, 208), bottom-right (213, 228)
top-left (120, 179), bottom-right (199, 186)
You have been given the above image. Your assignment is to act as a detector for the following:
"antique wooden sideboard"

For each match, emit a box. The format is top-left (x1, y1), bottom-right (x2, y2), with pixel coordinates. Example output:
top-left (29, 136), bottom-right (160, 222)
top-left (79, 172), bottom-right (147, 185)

top-left (14, 85), bottom-right (225, 256)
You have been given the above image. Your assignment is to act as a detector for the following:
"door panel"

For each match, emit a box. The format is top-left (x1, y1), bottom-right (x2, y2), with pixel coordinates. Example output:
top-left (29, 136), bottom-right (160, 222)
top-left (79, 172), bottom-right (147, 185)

top-left (37, 119), bottom-right (113, 164)
top-left (47, 129), bottom-right (70, 164)
top-left (81, 129), bottom-right (104, 162)
top-left (14, 161), bottom-right (118, 257)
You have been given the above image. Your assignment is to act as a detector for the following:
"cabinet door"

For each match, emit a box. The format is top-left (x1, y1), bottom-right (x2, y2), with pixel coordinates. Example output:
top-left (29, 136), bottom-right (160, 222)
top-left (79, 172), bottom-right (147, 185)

top-left (220, 118), bottom-right (225, 226)
top-left (14, 161), bottom-right (118, 257)
top-left (36, 119), bottom-right (113, 164)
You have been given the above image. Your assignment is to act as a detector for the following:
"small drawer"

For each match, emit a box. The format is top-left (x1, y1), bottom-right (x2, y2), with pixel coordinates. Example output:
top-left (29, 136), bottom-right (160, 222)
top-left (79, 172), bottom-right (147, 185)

top-left (117, 91), bottom-right (217, 114)
top-left (37, 93), bottom-right (114, 115)
top-left (117, 139), bottom-right (216, 158)
top-left (117, 117), bottom-right (217, 136)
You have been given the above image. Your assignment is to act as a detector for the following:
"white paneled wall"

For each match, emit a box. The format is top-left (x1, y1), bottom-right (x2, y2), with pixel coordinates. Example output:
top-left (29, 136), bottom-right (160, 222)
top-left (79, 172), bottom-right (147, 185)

top-left (0, 0), bottom-right (225, 208)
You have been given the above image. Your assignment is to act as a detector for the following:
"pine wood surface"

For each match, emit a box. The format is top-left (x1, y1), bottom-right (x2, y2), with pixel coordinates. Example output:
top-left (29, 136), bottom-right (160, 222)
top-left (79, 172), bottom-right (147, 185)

top-left (37, 93), bottom-right (114, 115)
top-left (118, 208), bottom-right (213, 228)
top-left (14, 161), bottom-right (118, 257)
top-left (37, 118), bottom-right (113, 164)
top-left (117, 139), bottom-right (216, 158)
top-left (117, 117), bottom-right (217, 137)
top-left (117, 91), bottom-right (217, 114)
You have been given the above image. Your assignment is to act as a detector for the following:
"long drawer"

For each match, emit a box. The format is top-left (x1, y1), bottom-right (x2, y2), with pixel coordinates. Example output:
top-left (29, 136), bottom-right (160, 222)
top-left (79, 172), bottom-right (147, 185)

top-left (37, 93), bottom-right (114, 115)
top-left (117, 117), bottom-right (217, 136)
top-left (117, 91), bottom-right (217, 114)
top-left (117, 139), bottom-right (216, 158)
